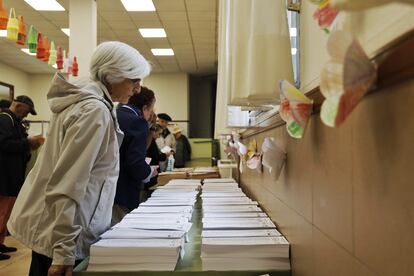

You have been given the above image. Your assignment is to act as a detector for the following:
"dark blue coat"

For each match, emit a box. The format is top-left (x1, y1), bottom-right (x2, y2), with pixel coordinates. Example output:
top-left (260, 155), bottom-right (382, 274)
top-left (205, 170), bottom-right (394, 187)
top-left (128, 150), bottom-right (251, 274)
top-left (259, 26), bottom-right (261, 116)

top-left (0, 109), bottom-right (31, 196)
top-left (115, 104), bottom-right (151, 210)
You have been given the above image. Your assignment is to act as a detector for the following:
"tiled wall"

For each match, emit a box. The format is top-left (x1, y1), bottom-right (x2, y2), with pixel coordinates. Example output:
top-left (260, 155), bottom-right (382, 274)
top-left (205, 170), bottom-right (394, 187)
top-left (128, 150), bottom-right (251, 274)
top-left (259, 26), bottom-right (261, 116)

top-left (240, 79), bottom-right (414, 276)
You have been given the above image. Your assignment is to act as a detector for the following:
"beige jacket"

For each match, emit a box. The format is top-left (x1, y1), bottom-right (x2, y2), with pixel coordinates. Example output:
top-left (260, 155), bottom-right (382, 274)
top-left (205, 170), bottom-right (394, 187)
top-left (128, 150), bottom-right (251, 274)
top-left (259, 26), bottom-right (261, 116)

top-left (7, 74), bottom-right (123, 265)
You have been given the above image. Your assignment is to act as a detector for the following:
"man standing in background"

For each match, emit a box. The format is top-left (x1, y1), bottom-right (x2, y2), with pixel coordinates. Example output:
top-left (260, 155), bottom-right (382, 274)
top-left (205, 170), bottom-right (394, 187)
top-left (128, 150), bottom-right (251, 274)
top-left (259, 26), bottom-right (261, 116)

top-left (0, 96), bottom-right (44, 260)
top-left (156, 113), bottom-right (176, 172)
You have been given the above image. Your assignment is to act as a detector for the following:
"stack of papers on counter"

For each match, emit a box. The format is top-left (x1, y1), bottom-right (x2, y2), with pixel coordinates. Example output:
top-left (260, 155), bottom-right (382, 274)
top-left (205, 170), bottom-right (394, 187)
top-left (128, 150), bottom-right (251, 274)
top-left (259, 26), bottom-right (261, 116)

top-left (88, 178), bottom-right (198, 272)
top-left (88, 238), bottom-right (184, 271)
top-left (201, 237), bottom-right (290, 271)
top-left (203, 178), bottom-right (236, 183)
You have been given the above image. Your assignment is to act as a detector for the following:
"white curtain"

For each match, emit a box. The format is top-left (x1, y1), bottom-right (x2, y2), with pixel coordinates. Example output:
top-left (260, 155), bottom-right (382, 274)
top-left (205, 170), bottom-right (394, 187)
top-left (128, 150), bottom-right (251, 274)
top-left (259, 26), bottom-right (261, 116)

top-left (214, 0), bottom-right (294, 138)
top-left (229, 0), bottom-right (294, 106)
top-left (214, 0), bottom-right (232, 138)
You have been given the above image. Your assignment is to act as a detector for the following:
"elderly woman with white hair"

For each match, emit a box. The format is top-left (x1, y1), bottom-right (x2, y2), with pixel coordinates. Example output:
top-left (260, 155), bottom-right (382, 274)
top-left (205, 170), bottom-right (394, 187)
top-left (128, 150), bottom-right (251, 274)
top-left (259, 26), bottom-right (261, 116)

top-left (7, 41), bottom-right (151, 276)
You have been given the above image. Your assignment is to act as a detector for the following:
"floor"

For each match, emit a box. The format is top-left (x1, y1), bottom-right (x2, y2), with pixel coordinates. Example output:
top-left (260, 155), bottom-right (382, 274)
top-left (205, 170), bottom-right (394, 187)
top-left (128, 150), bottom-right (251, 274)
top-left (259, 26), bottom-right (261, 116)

top-left (0, 236), bottom-right (31, 276)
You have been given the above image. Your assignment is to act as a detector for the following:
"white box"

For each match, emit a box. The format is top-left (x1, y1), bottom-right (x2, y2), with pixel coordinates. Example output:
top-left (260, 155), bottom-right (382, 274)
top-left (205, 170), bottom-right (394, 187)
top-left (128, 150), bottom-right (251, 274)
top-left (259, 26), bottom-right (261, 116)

top-left (217, 160), bottom-right (237, 178)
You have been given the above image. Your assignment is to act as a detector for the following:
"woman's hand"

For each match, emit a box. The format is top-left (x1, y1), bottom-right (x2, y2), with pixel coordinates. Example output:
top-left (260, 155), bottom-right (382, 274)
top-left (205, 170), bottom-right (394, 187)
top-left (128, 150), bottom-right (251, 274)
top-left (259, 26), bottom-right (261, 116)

top-left (48, 264), bottom-right (73, 276)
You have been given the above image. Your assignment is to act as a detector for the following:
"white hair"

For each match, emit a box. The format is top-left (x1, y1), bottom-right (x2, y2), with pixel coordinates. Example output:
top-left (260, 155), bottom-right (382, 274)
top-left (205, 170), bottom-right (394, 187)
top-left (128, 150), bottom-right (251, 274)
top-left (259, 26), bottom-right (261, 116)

top-left (89, 41), bottom-right (151, 85)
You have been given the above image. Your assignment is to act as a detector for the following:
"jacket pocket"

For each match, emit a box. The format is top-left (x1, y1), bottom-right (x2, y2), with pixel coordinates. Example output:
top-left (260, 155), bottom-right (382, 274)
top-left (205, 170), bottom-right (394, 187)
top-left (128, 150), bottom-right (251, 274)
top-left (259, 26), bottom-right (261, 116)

top-left (87, 180), bottom-right (112, 235)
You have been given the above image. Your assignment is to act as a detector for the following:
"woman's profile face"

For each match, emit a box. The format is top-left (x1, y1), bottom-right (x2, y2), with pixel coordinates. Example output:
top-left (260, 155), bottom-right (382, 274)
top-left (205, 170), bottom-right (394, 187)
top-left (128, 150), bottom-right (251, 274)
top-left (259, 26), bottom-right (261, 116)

top-left (108, 79), bottom-right (141, 104)
top-left (143, 100), bottom-right (155, 121)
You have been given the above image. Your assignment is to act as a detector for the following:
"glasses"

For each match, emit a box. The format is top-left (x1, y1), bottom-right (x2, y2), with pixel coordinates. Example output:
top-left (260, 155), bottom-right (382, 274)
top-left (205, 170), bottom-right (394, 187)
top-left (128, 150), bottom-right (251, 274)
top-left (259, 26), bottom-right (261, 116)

top-left (129, 78), bottom-right (141, 86)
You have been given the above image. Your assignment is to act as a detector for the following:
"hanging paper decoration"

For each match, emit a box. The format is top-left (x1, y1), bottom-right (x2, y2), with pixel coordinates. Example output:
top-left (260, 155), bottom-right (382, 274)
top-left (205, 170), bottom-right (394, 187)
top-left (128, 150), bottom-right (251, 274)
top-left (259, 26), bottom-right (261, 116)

top-left (28, 25), bottom-right (37, 53)
top-left (72, 56), bottom-right (79, 76)
top-left (320, 30), bottom-right (377, 127)
top-left (0, 0), bottom-right (8, 30)
top-left (236, 141), bottom-right (247, 174)
top-left (48, 41), bottom-right (56, 66)
top-left (279, 80), bottom-right (313, 139)
top-left (261, 137), bottom-right (286, 181)
top-left (331, 0), bottom-right (414, 11)
top-left (36, 33), bottom-right (45, 59)
top-left (16, 15), bottom-right (26, 45)
top-left (311, 0), bottom-right (339, 34)
top-left (64, 52), bottom-right (72, 74)
top-left (42, 36), bottom-right (50, 62)
top-left (56, 47), bottom-right (63, 69)
top-left (246, 139), bottom-right (262, 171)
top-left (6, 8), bottom-right (18, 41)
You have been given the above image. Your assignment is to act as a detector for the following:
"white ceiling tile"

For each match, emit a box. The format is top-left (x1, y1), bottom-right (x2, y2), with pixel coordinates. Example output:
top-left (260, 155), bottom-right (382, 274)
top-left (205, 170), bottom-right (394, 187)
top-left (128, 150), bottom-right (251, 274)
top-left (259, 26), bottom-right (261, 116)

top-left (153, 0), bottom-right (186, 11)
top-left (97, 0), bottom-right (126, 11)
top-left (99, 11), bottom-right (131, 21)
top-left (129, 12), bottom-right (159, 22)
top-left (168, 35), bottom-right (192, 44)
top-left (185, 0), bottom-right (216, 12)
top-left (146, 39), bottom-right (171, 48)
top-left (163, 21), bottom-right (189, 29)
top-left (158, 12), bottom-right (186, 21)
top-left (106, 20), bottom-right (136, 29)
top-left (38, 11), bottom-right (68, 21)
top-left (188, 11), bottom-right (215, 21)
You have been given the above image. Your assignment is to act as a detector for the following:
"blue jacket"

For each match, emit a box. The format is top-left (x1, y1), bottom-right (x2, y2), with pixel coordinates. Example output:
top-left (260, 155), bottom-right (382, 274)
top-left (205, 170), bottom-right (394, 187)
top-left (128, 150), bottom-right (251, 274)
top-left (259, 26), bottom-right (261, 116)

top-left (115, 104), bottom-right (151, 210)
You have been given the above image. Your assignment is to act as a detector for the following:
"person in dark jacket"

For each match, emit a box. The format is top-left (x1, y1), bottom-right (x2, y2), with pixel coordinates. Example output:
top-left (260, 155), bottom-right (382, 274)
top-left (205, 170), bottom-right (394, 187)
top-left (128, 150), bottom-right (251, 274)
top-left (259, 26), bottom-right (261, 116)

top-left (171, 126), bottom-right (191, 168)
top-left (113, 87), bottom-right (157, 223)
top-left (0, 96), bottom-right (44, 260)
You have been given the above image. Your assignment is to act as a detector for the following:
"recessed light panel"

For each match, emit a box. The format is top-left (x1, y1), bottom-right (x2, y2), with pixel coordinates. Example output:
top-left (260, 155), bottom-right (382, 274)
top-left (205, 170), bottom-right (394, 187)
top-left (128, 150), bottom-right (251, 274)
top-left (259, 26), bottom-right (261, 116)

top-left (151, 48), bottom-right (174, 56)
top-left (139, 28), bottom-right (166, 38)
top-left (121, 0), bottom-right (156, 11)
top-left (24, 0), bottom-right (65, 11)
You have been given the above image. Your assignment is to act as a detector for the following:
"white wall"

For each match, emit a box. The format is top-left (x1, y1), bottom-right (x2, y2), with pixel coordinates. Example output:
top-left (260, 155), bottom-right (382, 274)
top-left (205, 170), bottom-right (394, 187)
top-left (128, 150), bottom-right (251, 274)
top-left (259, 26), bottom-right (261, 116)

top-left (28, 74), bottom-right (54, 121)
top-left (143, 73), bottom-right (189, 135)
top-left (0, 61), bottom-right (31, 99)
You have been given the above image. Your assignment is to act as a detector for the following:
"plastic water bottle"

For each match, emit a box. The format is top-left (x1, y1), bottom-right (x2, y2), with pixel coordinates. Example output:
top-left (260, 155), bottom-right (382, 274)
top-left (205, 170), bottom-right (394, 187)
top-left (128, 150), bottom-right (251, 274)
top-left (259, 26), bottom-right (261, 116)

top-left (166, 155), bottom-right (175, 171)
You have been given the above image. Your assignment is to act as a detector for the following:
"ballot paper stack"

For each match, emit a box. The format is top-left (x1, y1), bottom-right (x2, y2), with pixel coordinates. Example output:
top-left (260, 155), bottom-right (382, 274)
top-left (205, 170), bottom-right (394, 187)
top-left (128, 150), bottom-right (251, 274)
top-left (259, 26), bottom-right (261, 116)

top-left (88, 179), bottom-right (200, 272)
top-left (200, 178), bottom-right (290, 271)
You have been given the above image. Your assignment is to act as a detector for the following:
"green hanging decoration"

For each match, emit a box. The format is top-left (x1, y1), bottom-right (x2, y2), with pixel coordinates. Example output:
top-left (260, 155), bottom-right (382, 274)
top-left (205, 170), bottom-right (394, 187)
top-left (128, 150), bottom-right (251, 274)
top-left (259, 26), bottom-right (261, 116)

top-left (28, 25), bottom-right (37, 53)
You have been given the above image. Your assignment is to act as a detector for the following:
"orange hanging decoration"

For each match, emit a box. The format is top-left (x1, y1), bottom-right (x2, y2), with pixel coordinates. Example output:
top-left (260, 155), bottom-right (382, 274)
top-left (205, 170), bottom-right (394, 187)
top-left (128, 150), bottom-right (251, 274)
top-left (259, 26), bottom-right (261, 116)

top-left (0, 0), bottom-right (7, 30)
top-left (36, 33), bottom-right (45, 59)
top-left (56, 47), bottom-right (63, 70)
top-left (42, 36), bottom-right (50, 62)
top-left (72, 56), bottom-right (79, 77)
top-left (6, 8), bottom-right (18, 41)
top-left (16, 15), bottom-right (26, 45)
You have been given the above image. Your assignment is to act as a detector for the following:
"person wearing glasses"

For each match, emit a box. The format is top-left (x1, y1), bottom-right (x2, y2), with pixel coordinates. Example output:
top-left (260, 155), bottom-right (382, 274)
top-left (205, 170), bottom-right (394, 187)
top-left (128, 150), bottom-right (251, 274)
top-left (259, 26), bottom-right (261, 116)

top-left (7, 41), bottom-right (151, 276)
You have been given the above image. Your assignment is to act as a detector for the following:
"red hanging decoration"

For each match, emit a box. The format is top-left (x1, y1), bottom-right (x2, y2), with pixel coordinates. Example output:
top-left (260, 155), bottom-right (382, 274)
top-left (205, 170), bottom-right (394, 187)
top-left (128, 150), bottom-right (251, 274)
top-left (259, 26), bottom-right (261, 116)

top-left (56, 47), bottom-right (63, 70)
top-left (16, 15), bottom-right (26, 45)
top-left (36, 32), bottom-right (45, 59)
top-left (72, 56), bottom-right (79, 77)
top-left (0, 0), bottom-right (7, 30)
top-left (42, 36), bottom-right (50, 62)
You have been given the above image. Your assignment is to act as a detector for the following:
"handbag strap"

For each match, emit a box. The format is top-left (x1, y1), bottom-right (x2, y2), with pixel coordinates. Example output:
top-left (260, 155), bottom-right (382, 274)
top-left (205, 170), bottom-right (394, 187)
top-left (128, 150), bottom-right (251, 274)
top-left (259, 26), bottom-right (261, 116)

top-left (0, 112), bottom-right (15, 127)
top-left (9, 8), bottom-right (16, 19)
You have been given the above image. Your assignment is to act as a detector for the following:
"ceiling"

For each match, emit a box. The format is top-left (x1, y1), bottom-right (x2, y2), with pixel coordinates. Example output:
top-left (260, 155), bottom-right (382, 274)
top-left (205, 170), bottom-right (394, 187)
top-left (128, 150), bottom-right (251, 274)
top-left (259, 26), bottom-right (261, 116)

top-left (0, 0), bottom-right (218, 74)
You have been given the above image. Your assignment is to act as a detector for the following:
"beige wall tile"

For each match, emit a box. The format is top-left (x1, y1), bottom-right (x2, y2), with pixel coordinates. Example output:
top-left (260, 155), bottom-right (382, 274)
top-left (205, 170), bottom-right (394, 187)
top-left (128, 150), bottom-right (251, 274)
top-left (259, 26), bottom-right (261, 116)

top-left (310, 116), bottom-right (354, 252)
top-left (313, 229), bottom-right (376, 276)
top-left (352, 80), bottom-right (414, 276)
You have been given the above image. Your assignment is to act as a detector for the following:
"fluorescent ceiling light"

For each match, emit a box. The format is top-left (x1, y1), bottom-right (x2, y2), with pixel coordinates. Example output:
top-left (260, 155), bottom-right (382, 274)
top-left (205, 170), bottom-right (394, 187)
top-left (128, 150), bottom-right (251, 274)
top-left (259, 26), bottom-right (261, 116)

top-left (21, 48), bottom-right (36, 56)
top-left (291, 48), bottom-right (297, 55)
top-left (121, 0), bottom-right (156, 11)
top-left (139, 28), bottom-right (166, 38)
top-left (24, 0), bottom-right (65, 11)
top-left (151, 48), bottom-right (174, 56)
top-left (290, 28), bottom-right (297, 37)
top-left (0, 30), bottom-right (6, 37)
top-left (61, 28), bottom-right (70, 36)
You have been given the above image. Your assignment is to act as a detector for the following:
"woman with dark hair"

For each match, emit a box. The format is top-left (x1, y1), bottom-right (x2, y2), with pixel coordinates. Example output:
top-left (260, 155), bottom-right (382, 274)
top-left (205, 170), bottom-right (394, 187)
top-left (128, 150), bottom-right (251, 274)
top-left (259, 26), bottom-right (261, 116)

top-left (113, 86), bottom-right (157, 223)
